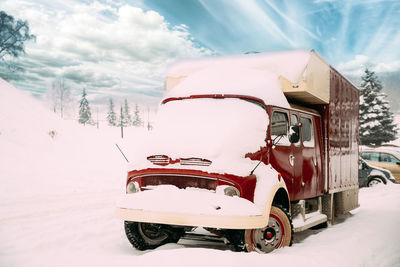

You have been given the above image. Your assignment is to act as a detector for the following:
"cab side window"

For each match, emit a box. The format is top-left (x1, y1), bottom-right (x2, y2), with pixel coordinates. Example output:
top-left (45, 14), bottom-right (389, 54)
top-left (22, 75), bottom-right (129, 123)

top-left (271, 111), bottom-right (290, 146)
top-left (300, 117), bottom-right (314, 147)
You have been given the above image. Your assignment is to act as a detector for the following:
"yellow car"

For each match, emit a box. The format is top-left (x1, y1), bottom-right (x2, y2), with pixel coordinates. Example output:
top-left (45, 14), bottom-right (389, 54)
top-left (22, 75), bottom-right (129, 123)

top-left (360, 147), bottom-right (400, 183)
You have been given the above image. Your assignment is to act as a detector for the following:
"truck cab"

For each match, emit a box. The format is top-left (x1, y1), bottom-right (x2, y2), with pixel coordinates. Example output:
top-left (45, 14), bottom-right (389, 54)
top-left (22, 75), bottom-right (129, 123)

top-left (267, 106), bottom-right (323, 201)
top-left (116, 50), bottom-right (359, 253)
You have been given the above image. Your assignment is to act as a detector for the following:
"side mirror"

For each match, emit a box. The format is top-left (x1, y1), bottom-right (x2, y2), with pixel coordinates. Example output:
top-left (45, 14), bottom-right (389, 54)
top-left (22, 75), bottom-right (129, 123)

top-left (289, 125), bottom-right (300, 143)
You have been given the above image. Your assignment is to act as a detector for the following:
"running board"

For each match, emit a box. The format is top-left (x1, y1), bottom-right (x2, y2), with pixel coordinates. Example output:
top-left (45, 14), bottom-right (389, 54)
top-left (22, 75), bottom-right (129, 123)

top-left (292, 197), bottom-right (328, 232)
top-left (292, 211), bottom-right (327, 232)
top-left (181, 232), bottom-right (228, 244)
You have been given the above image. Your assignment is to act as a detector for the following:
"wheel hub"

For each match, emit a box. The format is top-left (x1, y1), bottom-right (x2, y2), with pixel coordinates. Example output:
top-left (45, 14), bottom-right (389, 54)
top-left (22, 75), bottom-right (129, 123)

top-left (251, 215), bottom-right (284, 253)
top-left (264, 228), bottom-right (275, 241)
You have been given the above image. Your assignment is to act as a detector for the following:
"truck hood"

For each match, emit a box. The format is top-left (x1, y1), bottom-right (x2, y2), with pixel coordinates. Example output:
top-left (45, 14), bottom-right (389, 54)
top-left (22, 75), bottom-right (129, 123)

top-left (129, 98), bottom-right (269, 176)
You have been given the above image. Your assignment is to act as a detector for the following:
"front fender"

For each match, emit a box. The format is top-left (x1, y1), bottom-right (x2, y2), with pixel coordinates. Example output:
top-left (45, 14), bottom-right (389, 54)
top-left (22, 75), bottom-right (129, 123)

top-left (253, 165), bottom-right (290, 222)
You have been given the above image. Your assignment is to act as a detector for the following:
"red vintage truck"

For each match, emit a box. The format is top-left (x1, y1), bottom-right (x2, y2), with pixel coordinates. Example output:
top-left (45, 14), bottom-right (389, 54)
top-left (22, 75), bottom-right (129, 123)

top-left (116, 50), bottom-right (359, 253)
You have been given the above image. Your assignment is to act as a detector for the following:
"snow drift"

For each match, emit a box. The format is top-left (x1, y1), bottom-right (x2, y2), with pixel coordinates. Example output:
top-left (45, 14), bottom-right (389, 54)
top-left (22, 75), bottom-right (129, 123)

top-left (1, 79), bottom-right (400, 267)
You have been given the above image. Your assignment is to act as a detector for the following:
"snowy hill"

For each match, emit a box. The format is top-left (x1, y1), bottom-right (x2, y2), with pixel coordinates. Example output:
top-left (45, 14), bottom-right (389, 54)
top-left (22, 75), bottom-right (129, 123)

top-left (1, 79), bottom-right (400, 267)
top-left (0, 78), bottom-right (128, 199)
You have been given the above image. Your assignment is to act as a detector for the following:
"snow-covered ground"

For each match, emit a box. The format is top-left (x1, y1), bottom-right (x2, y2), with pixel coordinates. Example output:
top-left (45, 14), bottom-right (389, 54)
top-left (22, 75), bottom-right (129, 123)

top-left (1, 80), bottom-right (400, 267)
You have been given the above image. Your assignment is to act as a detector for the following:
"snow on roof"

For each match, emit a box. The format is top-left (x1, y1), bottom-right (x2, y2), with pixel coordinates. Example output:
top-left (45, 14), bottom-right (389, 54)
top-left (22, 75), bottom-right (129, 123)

top-left (165, 50), bottom-right (315, 108)
top-left (167, 50), bottom-right (311, 81)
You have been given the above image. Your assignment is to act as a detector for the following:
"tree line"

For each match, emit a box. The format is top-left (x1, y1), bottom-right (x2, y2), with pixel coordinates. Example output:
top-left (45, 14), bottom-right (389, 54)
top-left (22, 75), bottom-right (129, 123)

top-left (78, 88), bottom-right (143, 128)
top-left (106, 98), bottom-right (142, 127)
top-left (45, 76), bottom-right (143, 128)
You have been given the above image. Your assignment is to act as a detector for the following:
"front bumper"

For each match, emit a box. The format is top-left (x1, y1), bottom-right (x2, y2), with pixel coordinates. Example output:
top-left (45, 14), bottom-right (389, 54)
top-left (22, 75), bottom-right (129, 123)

top-left (116, 207), bottom-right (267, 229)
top-left (116, 186), bottom-right (268, 229)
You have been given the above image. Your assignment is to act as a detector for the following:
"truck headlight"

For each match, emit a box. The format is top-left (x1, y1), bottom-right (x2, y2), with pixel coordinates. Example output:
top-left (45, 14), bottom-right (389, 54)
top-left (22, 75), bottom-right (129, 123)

top-left (126, 181), bottom-right (140, 194)
top-left (216, 185), bottom-right (240, 197)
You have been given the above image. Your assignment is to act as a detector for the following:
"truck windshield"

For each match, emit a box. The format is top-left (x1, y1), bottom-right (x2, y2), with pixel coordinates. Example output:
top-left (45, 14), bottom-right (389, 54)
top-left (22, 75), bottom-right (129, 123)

top-left (147, 98), bottom-right (269, 162)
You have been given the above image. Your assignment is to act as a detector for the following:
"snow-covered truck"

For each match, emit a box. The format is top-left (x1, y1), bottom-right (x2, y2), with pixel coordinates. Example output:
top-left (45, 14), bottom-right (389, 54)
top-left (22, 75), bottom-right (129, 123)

top-left (116, 50), bottom-right (360, 253)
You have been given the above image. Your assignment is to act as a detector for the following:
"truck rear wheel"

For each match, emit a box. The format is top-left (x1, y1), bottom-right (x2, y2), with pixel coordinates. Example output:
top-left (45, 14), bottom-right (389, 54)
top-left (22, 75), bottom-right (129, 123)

top-left (244, 205), bottom-right (293, 253)
top-left (124, 221), bottom-right (183, 251)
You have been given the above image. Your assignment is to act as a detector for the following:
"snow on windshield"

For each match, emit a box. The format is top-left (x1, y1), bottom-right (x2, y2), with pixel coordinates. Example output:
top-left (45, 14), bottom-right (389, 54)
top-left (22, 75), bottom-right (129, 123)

top-left (130, 97), bottom-right (269, 175)
top-left (165, 66), bottom-right (290, 109)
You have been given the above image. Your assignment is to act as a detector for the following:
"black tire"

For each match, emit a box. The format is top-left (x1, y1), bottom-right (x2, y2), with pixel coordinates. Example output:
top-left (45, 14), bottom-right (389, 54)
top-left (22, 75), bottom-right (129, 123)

top-left (244, 204), bottom-right (293, 253)
top-left (124, 221), bottom-right (184, 251)
top-left (367, 177), bottom-right (384, 187)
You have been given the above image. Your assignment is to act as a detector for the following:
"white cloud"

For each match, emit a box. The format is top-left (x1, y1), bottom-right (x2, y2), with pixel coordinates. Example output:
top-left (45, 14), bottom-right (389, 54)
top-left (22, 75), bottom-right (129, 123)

top-left (374, 61), bottom-right (400, 73)
top-left (337, 55), bottom-right (369, 76)
top-left (337, 54), bottom-right (400, 76)
top-left (0, 0), bottom-right (212, 105)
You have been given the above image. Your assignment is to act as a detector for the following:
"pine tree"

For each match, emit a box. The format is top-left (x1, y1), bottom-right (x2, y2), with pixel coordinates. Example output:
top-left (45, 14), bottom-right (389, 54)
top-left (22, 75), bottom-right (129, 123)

top-left (117, 105), bottom-right (125, 127)
top-left (122, 99), bottom-right (132, 126)
top-left (107, 98), bottom-right (117, 126)
top-left (78, 88), bottom-right (93, 125)
top-left (132, 103), bottom-right (142, 126)
top-left (359, 68), bottom-right (397, 146)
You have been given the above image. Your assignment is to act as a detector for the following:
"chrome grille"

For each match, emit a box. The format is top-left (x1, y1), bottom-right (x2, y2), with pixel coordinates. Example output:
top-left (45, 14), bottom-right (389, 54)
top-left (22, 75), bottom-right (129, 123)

top-left (180, 158), bottom-right (212, 166)
top-left (147, 155), bottom-right (169, 166)
top-left (147, 155), bottom-right (212, 167)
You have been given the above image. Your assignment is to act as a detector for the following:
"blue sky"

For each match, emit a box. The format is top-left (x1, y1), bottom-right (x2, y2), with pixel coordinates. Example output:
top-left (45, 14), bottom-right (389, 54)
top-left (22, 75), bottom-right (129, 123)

top-left (1, 0), bottom-right (400, 110)
top-left (144, 0), bottom-right (400, 66)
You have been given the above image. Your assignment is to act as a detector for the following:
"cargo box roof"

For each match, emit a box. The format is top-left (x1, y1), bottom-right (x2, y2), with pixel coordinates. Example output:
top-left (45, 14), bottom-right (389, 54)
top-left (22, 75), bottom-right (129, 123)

top-left (165, 50), bottom-right (331, 106)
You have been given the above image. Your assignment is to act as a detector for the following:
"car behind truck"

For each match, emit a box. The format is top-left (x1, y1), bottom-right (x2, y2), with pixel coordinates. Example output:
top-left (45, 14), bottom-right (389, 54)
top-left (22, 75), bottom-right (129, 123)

top-left (116, 50), bottom-right (360, 253)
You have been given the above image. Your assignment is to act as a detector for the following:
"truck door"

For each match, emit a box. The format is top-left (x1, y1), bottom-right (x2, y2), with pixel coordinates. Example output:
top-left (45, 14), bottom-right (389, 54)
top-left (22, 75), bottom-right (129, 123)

top-left (269, 109), bottom-right (302, 201)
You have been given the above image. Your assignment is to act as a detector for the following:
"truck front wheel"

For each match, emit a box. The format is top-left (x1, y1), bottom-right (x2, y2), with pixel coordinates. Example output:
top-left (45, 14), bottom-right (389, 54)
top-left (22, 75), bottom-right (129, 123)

top-left (244, 205), bottom-right (293, 253)
top-left (124, 221), bottom-right (183, 250)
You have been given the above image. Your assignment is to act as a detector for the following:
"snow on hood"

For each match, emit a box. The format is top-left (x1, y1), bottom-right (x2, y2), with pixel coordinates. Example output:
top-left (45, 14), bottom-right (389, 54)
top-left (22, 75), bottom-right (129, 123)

top-left (129, 97), bottom-right (269, 176)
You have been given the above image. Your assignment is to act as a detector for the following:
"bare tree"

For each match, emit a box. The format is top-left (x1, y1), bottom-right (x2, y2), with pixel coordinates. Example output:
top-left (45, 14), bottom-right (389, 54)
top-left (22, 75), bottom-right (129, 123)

top-left (0, 11), bottom-right (35, 62)
top-left (48, 77), bottom-right (71, 118)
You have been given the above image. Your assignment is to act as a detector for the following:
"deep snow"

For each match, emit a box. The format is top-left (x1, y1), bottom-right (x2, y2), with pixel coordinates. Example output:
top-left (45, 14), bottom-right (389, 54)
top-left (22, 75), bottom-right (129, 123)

top-left (1, 80), bottom-right (400, 267)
